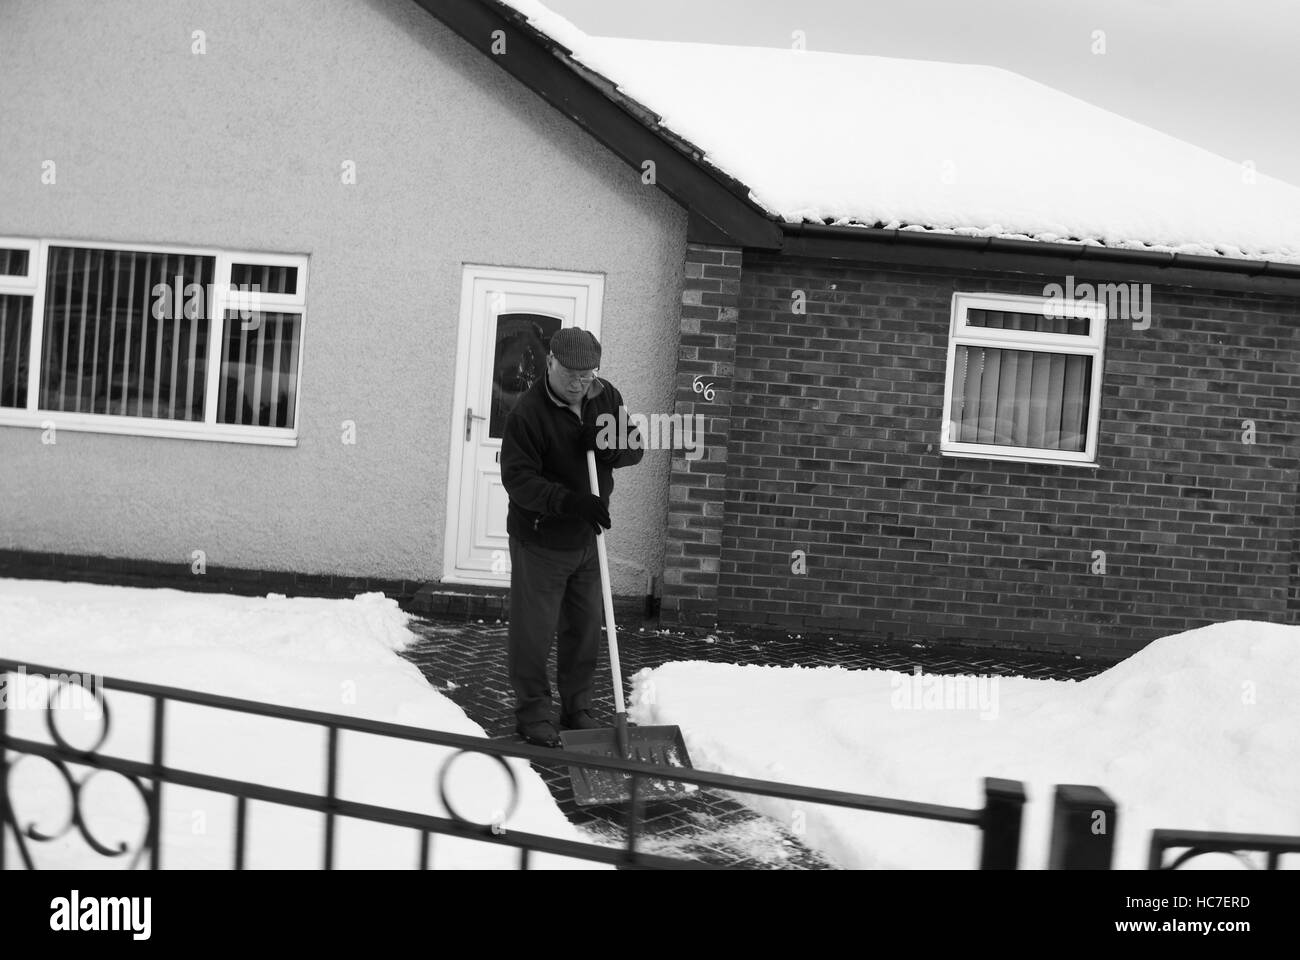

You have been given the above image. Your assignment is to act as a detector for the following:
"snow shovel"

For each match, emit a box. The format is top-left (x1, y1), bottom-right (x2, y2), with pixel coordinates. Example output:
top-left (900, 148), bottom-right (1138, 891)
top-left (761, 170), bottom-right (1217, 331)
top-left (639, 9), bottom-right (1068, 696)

top-left (559, 449), bottom-right (695, 806)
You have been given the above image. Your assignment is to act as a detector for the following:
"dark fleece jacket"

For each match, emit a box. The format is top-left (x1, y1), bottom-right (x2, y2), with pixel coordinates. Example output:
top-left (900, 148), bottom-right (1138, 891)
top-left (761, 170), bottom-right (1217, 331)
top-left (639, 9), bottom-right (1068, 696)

top-left (500, 374), bottom-right (644, 549)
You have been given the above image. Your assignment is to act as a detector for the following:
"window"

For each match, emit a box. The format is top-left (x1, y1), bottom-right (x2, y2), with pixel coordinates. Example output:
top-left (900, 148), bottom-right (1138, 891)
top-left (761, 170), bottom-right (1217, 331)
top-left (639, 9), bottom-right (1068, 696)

top-left (941, 292), bottom-right (1105, 465)
top-left (0, 239), bottom-right (307, 445)
top-left (0, 240), bottom-right (38, 410)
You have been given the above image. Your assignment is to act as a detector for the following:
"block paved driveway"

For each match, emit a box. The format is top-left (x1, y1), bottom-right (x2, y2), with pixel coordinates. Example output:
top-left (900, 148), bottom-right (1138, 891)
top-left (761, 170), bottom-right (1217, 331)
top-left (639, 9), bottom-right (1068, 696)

top-left (400, 615), bottom-right (1115, 869)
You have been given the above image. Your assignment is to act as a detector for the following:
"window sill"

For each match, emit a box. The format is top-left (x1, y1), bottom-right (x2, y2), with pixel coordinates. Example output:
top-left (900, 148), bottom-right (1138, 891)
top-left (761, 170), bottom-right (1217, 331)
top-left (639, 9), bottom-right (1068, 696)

top-left (0, 410), bottom-right (299, 446)
top-left (939, 446), bottom-right (1099, 469)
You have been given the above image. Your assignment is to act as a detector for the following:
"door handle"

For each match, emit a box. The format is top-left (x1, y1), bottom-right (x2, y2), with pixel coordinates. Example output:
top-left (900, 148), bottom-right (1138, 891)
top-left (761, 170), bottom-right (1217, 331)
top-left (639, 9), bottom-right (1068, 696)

top-left (465, 407), bottom-right (486, 440)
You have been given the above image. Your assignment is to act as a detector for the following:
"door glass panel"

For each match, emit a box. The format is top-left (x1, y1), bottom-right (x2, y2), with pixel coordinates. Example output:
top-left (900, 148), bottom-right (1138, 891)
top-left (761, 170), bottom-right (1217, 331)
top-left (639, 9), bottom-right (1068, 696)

top-left (490, 312), bottom-right (562, 438)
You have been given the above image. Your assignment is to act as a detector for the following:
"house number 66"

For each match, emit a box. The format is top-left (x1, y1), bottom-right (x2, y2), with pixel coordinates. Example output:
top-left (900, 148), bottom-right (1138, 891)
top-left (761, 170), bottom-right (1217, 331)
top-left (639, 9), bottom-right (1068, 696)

top-left (692, 376), bottom-right (716, 401)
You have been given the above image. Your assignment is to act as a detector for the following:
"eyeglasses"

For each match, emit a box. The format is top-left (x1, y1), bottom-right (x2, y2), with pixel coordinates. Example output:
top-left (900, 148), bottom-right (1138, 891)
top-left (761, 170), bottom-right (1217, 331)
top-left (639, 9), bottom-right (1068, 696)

top-left (552, 359), bottom-right (598, 386)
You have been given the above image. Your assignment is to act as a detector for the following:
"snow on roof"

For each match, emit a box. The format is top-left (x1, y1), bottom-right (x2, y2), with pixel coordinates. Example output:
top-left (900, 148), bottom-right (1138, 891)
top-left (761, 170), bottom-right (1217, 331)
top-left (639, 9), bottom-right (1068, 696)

top-left (499, 0), bottom-right (1300, 265)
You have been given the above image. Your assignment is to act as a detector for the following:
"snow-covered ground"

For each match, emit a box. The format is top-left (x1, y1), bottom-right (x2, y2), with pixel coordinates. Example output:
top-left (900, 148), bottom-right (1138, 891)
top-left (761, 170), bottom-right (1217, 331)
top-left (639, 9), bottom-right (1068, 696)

top-left (7, 577), bottom-right (1293, 871)
top-left (0, 578), bottom-right (596, 869)
top-left (628, 621), bottom-right (1300, 869)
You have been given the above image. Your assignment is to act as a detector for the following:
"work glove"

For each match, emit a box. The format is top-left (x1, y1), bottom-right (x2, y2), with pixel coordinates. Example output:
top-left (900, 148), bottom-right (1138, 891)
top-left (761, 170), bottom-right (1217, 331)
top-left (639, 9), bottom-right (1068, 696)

top-left (562, 491), bottom-right (611, 532)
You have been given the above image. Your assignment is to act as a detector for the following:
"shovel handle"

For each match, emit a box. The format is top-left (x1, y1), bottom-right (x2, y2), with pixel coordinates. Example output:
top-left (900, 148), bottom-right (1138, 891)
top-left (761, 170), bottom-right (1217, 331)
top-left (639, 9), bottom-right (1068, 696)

top-left (587, 450), bottom-right (626, 717)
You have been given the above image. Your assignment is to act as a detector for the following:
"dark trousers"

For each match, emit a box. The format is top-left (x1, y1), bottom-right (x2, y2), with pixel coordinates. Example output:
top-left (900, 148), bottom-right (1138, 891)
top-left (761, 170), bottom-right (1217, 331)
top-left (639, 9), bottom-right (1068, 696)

top-left (507, 534), bottom-right (603, 724)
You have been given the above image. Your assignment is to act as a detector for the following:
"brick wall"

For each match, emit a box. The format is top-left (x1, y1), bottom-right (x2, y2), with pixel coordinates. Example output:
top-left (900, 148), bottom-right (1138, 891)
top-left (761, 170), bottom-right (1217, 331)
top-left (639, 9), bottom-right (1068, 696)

top-left (665, 250), bottom-right (1300, 658)
top-left (659, 243), bottom-right (741, 623)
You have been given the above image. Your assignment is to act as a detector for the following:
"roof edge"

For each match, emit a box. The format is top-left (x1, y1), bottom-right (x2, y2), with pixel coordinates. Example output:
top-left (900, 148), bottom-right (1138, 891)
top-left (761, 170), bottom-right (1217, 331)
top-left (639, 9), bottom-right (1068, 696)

top-left (412, 0), bottom-right (782, 248)
top-left (780, 223), bottom-right (1300, 293)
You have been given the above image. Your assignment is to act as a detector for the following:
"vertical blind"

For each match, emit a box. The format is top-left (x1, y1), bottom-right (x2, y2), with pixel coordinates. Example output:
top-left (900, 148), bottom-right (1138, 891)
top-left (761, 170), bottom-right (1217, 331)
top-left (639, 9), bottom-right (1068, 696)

top-left (0, 242), bottom-right (305, 435)
top-left (40, 246), bottom-right (214, 420)
top-left (220, 262), bottom-right (301, 428)
top-left (231, 262), bottom-right (297, 294)
top-left (218, 310), bottom-right (301, 428)
top-left (966, 307), bottom-right (1090, 337)
top-left (950, 346), bottom-right (1092, 451)
top-left (0, 294), bottom-right (32, 408)
top-left (948, 307), bottom-right (1095, 452)
top-left (0, 248), bottom-right (31, 277)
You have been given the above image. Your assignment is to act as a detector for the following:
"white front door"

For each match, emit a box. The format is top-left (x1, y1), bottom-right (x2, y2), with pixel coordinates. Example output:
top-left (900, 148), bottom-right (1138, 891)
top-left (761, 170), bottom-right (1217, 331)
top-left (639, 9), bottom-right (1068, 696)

top-left (442, 265), bottom-right (605, 585)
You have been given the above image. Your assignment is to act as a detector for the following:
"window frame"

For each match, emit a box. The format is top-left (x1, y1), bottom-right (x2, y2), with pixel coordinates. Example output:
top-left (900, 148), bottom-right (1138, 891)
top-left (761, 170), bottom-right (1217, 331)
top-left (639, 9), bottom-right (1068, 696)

top-left (0, 237), bottom-right (309, 446)
top-left (0, 238), bottom-right (38, 284)
top-left (941, 291), bottom-right (1106, 467)
top-left (0, 238), bottom-right (39, 412)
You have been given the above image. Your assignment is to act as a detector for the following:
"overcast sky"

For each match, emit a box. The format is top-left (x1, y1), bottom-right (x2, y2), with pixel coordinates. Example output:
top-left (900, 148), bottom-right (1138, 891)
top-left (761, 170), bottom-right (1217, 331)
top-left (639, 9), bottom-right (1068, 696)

top-left (542, 0), bottom-right (1300, 188)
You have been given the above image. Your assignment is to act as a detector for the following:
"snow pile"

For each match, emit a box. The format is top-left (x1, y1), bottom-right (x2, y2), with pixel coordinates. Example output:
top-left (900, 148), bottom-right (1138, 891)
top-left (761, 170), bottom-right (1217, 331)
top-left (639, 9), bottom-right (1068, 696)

top-left (629, 620), bottom-right (1300, 869)
top-left (498, 1), bottom-right (1300, 264)
top-left (0, 579), bottom-right (596, 869)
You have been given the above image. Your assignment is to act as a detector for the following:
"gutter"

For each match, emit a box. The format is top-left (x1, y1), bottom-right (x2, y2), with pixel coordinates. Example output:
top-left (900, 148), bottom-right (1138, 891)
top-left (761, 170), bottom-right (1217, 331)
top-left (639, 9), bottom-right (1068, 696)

top-left (780, 222), bottom-right (1300, 284)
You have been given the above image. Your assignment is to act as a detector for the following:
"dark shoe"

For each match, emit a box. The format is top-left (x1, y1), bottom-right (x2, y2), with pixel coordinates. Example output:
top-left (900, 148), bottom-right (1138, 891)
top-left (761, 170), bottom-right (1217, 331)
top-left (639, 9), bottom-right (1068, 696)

top-left (560, 709), bottom-right (601, 731)
top-left (516, 719), bottom-right (561, 748)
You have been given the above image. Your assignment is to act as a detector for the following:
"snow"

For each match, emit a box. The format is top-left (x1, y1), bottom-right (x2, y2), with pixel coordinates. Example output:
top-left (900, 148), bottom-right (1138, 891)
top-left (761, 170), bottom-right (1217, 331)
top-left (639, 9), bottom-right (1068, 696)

top-left (628, 620), bottom-right (1300, 869)
top-left (0, 578), bottom-right (597, 869)
top-left (8, 576), bottom-right (1293, 870)
top-left (498, 1), bottom-right (1300, 264)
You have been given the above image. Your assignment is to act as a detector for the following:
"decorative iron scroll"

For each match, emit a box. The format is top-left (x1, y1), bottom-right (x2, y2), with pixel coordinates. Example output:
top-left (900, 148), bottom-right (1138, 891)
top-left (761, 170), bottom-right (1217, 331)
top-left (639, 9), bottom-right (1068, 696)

top-left (1157, 846), bottom-right (1281, 870)
top-left (1149, 828), bottom-right (1299, 871)
top-left (2, 674), bottom-right (154, 870)
top-left (436, 748), bottom-right (521, 832)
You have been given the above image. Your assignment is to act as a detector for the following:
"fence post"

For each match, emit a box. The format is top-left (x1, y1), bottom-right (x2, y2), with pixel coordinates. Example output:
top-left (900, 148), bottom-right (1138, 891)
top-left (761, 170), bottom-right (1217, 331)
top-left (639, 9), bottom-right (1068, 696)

top-left (979, 777), bottom-right (1027, 869)
top-left (324, 725), bottom-right (339, 870)
top-left (149, 695), bottom-right (165, 870)
top-left (0, 678), bottom-right (7, 872)
top-left (1048, 784), bottom-right (1117, 869)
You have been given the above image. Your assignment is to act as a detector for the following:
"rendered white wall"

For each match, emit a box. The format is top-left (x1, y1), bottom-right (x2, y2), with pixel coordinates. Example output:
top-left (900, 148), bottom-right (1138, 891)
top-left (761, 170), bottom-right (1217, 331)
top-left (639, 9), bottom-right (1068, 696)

top-left (0, 0), bottom-right (687, 594)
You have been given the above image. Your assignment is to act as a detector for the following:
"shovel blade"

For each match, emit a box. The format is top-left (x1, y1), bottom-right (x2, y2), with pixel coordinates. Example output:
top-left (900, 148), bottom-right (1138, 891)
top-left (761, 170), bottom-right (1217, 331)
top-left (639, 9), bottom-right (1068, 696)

top-left (560, 726), bottom-right (696, 807)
